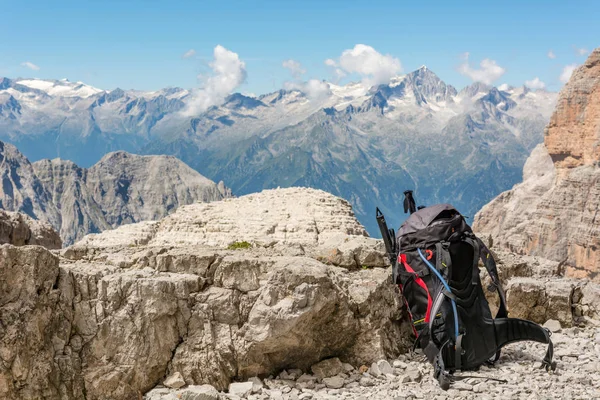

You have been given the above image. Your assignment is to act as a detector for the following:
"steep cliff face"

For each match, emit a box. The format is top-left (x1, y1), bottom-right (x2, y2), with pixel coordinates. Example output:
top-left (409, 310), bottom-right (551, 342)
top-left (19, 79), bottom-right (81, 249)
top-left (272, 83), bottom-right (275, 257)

top-left (474, 48), bottom-right (600, 279)
top-left (0, 141), bottom-right (230, 245)
top-left (0, 141), bottom-right (60, 227)
top-left (545, 49), bottom-right (600, 169)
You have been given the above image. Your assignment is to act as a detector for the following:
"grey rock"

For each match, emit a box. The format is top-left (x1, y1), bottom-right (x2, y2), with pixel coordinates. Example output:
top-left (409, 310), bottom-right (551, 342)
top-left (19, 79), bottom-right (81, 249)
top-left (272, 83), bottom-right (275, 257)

top-left (359, 377), bottom-right (375, 387)
top-left (406, 370), bottom-right (422, 382)
top-left (180, 384), bottom-right (220, 400)
top-left (229, 382), bottom-right (253, 397)
top-left (342, 363), bottom-right (355, 373)
top-left (322, 376), bottom-right (345, 389)
top-left (311, 358), bottom-right (345, 379)
top-left (544, 319), bottom-right (562, 333)
top-left (376, 360), bottom-right (394, 375)
top-left (368, 362), bottom-right (381, 377)
top-left (247, 377), bottom-right (263, 393)
top-left (164, 371), bottom-right (186, 389)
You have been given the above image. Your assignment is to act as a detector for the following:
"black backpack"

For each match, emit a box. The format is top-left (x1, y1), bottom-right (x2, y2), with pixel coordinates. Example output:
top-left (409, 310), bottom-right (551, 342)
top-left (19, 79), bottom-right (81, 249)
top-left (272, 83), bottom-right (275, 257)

top-left (376, 191), bottom-right (556, 390)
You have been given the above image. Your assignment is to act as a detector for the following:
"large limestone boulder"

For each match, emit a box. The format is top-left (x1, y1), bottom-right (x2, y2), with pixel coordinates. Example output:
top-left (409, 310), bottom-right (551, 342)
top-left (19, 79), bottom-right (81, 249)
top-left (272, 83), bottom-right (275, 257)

top-left (1, 187), bottom-right (410, 400)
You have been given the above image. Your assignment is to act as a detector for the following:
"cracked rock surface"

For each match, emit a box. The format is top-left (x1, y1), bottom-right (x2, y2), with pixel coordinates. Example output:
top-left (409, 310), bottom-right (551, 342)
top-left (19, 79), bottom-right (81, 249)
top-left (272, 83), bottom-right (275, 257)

top-left (2, 187), bottom-right (599, 399)
top-left (0, 188), bottom-right (412, 400)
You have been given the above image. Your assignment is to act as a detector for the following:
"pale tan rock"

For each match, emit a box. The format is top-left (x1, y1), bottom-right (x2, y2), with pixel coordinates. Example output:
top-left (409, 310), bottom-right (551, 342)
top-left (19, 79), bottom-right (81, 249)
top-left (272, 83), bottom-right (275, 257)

top-left (505, 278), bottom-right (574, 327)
top-left (164, 372), bottom-right (186, 389)
top-left (0, 187), bottom-right (407, 399)
top-left (0, 209), bottom-right (61, 249)
top-left (0, 244), bottom-right (82, 399)
top-left (474, 48), bottom-right (600, 278)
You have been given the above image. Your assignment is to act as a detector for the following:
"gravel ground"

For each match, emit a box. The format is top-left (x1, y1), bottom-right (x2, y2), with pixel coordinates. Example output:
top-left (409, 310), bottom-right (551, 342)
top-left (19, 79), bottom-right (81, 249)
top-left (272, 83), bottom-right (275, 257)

top-left (147, 324), bottom-right (600, 400)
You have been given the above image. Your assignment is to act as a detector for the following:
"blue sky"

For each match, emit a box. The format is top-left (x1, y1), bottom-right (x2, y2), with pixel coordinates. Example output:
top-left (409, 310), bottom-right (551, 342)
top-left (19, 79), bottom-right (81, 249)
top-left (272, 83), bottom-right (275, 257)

top-left (1, 0), bottom-right (597, 94)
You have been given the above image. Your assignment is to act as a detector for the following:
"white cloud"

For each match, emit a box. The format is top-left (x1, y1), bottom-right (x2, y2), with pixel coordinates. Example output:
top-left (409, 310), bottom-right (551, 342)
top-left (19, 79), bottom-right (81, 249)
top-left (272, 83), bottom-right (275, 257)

top-left (524, 77), bottom-right (546, 90)
top-left (183, 45), bottom-right (247, 116)
top-left (324, 58), bottom-right (337, 67)
top-left (324, 58), bottom-right (346, 82)
top-left (182, 49), bottom-right (196, 59)
top-left (457, 53), bottom-right (505, 85)
top-left (559, 63), bottom-right (578, 84)
top-left (547, 50), bottom-right (556, 59)
top-left (21, 61), bottom-right (40, 71)
top-left (498, 83), bottom-right (510, 91)
top-left (327, 44), bottom-right (402, 87)
top-left (284, 79), bottom-right (331, 101)
top-left (576, 47), bottom-right (589, 56)
top-left (304, 79), bottom-right (331, 100)
top-left (282, 59), bottom-right (306, 79)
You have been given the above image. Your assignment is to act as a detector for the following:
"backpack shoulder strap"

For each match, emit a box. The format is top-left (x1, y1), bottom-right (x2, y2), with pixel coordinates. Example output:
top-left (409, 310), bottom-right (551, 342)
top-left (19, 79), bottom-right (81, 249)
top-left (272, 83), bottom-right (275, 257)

top-left (472, 235), bottom-right (508, 319)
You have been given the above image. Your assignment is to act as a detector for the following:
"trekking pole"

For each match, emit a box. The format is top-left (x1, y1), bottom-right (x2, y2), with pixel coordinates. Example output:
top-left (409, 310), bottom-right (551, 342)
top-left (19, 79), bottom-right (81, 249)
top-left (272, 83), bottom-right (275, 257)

top-left (403, 190), bottom-right (417, 214)
top-left (376, 208), bottom-right (397, 264)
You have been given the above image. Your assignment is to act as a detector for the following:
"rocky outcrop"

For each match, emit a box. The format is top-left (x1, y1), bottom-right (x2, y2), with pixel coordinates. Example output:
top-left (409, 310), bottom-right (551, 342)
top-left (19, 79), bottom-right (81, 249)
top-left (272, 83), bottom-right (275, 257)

top-left (0, 140), bottom-right (230, 245)
top-left (0, 188), bottom-right (411, 400)
top-left (545, 49), bottom-right (600, 169)
top-left (0, 141), bottom-right (60, 227)
top-left (482, 249), bottom-right (600, 329)
top-left (474, 48), bottom-right (600, 279)
top-left (0, 209), bottom-right (61, 248)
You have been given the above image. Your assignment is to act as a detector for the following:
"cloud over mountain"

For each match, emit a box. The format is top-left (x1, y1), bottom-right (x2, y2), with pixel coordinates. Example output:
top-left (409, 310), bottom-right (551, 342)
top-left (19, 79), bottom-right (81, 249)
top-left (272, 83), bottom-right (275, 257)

top-left (183, 45), bottom-right (247, 116)
top-left (327, 44), bottom-right (402, 87)
top-left (21, 61), bottom-right (40, 71)
top-left (457, 53), bottom-right (505, 85)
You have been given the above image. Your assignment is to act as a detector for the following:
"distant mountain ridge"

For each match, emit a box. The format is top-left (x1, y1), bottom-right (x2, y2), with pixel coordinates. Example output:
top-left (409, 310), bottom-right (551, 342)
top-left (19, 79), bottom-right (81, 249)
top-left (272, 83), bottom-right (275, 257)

top-left (0, 140), bottom-right (230, 245)
top-left (0, 68), bottom-right (557, 234)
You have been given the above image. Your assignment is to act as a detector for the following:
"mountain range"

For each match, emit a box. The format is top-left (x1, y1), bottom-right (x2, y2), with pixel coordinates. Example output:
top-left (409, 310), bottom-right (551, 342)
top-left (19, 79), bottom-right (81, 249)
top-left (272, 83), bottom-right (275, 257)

top-left (0, 141), bottom-right (230, 245)
top-left (0, 68), bottom-right (557, 234)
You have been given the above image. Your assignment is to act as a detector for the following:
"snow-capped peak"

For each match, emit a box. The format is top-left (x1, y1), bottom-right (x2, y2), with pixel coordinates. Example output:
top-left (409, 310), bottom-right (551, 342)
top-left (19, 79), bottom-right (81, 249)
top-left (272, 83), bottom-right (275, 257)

top-left (15, 78), bottom-right (104, 98)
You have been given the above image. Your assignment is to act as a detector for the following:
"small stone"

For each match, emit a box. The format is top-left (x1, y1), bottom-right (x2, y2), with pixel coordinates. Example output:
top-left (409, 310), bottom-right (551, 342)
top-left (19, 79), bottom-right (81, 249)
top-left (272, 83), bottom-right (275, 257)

top-left (544, 319), bottom-right (562, 333)
top-left (406, 369), bottom-right (421, 382)
top-left (248, 377), bottom-right (263, 393)
top-left (288, 369), bottom-right (304, 380)
top-left (473, 382), bottom-right (486, 393)
top-left (296, 374), bottom-right (316, 384)
top-left (453, 382), bottom-right (473, 391)
top-left (280, 379), bottom-right (296, 388)
top-left (163, 371), bottom-right (186, 389)
top-left (369, 362), bottom-right (381, 377)
top-left (229, 381), bottom-right (254, 397)
top-left (398, 375), bottom-right (410, 383)
top-left (311, 358), bottom-right (344, 379)
top-left (342, 363), bottom-right (355, 373)
top-left (279, 370), bottom-right (293, 380)
top-left (392, 360), bottom-right (407, 369)
top-left (377, 360), bottom-right (394, 375)
top-left (358, 365), bottom-right (369, 374)
top-left (268, 390), bottom-right (284, 400)
top-left (359, 377), bottom-right (374, 387)
top-left (323, 376), bottom-right (345, 389)
top-left (179, 384), bottom-right (220, 400)
top-left (299, 393), bottom-right (313, 400)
